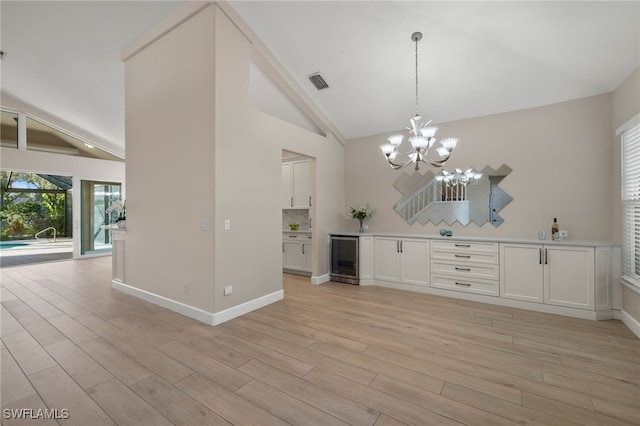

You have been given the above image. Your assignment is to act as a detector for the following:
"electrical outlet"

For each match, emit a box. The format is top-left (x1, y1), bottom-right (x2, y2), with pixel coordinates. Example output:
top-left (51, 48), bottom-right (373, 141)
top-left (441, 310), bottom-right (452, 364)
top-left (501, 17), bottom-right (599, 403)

top-left (224, 219), bottom-right (231, 230)
top-left (224, 285), bottom-right (232, 296)
top-left (201, 219), bottom-right (209, 231)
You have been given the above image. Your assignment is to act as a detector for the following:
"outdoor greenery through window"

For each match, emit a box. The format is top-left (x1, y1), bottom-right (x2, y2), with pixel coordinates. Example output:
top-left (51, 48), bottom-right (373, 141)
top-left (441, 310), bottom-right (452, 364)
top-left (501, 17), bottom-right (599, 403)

top-left (0, 172), bottom-right (71, 241)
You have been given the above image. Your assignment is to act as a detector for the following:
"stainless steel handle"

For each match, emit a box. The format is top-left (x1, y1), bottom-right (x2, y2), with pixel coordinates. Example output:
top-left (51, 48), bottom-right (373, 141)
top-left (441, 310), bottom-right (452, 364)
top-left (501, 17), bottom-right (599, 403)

top-left (396, 240), bottom-right (400, 253)
top-left (290, 197), bottom-right (294, 207)
top-left (455, 282), bottom-right (471, 287)
top-left (455, 267), bottom-right (471, 272)
top-left (455, 254), bottom-right (471, 258)
top-left (545, 248), bottom-right (548, 265)
top-left (289, 235), bottom-right (297, 238)
top-left (539, 248), bottom-right (542, 264)
top-left (302, 244), bottom-right (305, 254)
top-left (400, 240), bottom-right (403, 253)
top-left (309, 196), bottom-right (312, 207)
top-left (282, 243), bottom-right (284, 252)
top-left (455, 244), bottom-right (471, 248)
top-left (309, 218), bottom-right (311, 229)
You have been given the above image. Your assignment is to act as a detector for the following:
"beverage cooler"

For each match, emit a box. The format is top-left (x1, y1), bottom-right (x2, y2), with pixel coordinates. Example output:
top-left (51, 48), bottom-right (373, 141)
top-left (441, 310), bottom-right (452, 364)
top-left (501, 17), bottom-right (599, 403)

top-left (330, 235), bottom-right (359, 285)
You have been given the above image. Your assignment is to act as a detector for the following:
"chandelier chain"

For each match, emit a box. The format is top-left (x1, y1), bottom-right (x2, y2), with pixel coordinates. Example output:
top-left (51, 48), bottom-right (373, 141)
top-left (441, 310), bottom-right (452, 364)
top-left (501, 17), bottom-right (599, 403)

top-left (415, 34), bottom-right (419, 116)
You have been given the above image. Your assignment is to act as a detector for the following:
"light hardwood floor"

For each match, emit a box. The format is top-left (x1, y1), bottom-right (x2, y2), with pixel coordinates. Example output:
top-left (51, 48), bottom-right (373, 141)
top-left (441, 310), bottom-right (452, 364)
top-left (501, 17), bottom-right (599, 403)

top-left (1, 257), bottom-right (639, 426)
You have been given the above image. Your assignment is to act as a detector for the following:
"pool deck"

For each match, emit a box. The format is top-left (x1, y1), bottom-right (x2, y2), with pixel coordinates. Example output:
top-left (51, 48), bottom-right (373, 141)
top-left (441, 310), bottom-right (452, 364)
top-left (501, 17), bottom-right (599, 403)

top-left (0, 239), bottom-right (73, 267)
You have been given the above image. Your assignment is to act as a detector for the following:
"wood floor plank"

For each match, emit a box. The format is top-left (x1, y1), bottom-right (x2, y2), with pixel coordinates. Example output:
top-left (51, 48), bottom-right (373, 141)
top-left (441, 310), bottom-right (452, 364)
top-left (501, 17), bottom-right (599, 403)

top-left (109, 337), bottom-right (193, 384)
top-left (1, 342), bottom-right (36, 406)
top-left (28, 366), bottom-right (114, 426)
top-left (17, 315), bottom-right (67, 347)
top-left (175, 373), bottom-right (290, 426)
top-left (215, 331), bottom-right (314, 377)
top-left (440, 382), bottom-right (578, 425)
top-left (236, 379), bottom-right (349, 426)
top-left (43, 339), bottom-right (113, 389)
top-left (369, 374), bottom-right (515, 426)
top-left (131, 375), bottom-right (231, 426)
top-left (238, 359), bottom-right (380, 426)
top-left (522, 391), bottom-right (637, 426)
top-left (45, 313), bottom-right (97, 344)
top-left (2, 330), bottom-right (57, 375)
top-left (156, 340), bottom-right (252, 391)
top-left (303, 367), bottom-right (463, 426)
top-left (78, 338), bottom-right (153, 386)
top-left (0, 258), bottom-right (636, 426)
top-left (86, 378), bottom-right (173, 426)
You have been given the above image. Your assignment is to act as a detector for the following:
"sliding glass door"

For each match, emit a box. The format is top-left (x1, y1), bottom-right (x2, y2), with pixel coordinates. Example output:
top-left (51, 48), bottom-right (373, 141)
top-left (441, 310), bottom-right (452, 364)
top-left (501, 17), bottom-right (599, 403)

top-left (80, 180), bottom-right (121, 255)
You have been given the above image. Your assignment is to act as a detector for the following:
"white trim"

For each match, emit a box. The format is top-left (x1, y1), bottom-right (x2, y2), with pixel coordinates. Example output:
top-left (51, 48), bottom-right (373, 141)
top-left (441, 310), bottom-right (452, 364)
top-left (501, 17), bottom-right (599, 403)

top-left (112, 280), bottom-right (283, 326)
top-left (372, 279), bottom-right (612, 321)
top-left (619, 308), bottom-right (640, 338)
top-left (311, 273), bottom-right (330, 285)
top-left (616, 112), bottom-right (640, 136)
top-left (620, 277), bottom-right (640, 295)
top-left (212, 290), bottom-right (284, 325)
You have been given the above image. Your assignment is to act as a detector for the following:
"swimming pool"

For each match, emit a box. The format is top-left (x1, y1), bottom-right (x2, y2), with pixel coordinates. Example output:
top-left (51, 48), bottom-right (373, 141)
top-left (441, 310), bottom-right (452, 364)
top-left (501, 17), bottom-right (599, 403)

top-left (0, 243), bottom-right (29, 250)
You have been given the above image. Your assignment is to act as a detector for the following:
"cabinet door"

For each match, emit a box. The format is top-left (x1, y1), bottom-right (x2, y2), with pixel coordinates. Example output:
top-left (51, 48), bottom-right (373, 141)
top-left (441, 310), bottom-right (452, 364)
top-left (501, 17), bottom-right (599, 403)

top-left (292, 160), bottom-right (310, 208)
top-left (283, 241), bottom-right (303, 270)
top-left (282, 162), bottom-right (293, 208)
top-left (500, 244), bottom-right (543, 303)
top-left (400, 239), bottom-right (429, 286)
top-left (302, 242), bottom-right (312, 272)
top-left (359, 236), bottom-right (373, 281)
top-left (374, 237), bottom-right (400, 282)
top-left (544, 246), bottom-right (594, 310)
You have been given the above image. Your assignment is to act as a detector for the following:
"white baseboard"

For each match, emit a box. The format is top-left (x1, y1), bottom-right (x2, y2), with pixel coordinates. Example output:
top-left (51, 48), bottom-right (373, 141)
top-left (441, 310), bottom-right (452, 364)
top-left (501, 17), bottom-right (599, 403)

top-left (112, 280), bottom-right (282, 326)
top-left (212, 290), bottom-right (283, 325)
top-left (619, 308), bottom-right (640, 338)
top-left (311, 273), bottom-right (330, 285)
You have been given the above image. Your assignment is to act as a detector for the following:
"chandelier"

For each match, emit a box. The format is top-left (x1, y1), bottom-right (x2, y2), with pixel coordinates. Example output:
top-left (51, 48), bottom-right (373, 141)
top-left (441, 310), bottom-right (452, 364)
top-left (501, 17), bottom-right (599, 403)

top-left (380, 32), bottom-right (459, 171)
top-left (436, 168), bottom-right (483, 187)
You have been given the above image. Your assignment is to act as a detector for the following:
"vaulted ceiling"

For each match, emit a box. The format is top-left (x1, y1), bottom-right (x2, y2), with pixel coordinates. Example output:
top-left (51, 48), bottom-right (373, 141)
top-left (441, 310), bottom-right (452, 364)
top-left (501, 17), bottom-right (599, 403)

top-left (1, 1), bottom-right (638, 150)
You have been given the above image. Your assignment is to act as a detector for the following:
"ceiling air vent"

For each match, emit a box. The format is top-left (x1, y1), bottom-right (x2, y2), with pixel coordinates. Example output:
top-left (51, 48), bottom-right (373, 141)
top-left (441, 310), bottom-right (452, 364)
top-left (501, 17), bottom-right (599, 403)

top-left (308, 72), bottom-right (329, 90)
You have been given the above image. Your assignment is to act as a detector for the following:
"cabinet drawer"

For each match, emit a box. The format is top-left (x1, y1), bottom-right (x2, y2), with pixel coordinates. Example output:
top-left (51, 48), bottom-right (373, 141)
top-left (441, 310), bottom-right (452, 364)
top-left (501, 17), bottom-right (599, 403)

top-left (431, 261), bottom-right (499, 281)
top-left (432, 240), bottom-right (498, 254)
top-left (283, 233), bottom-right (311, 240)
top-left (431, 275), bottom-right (499, 296)
top-left (431, 250), bottom-right (498, 264)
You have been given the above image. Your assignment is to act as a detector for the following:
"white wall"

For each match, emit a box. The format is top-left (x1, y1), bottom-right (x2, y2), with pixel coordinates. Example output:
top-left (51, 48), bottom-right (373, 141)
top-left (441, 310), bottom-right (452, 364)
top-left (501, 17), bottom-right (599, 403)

top-left (122, 3), bottom-right (345, 321)
top-left (346, 93), bottom-right (613, 242)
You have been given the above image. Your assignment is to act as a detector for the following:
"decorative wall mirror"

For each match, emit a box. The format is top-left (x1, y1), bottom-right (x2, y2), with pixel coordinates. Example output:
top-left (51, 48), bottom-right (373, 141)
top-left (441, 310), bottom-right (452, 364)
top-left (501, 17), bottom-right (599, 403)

top-left (393, 164), bottom-right (513, 227)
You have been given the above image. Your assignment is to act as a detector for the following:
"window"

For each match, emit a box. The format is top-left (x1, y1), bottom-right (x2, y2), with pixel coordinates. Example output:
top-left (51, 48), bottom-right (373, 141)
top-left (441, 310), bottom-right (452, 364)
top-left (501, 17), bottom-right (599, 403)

top-left (621, 119), bottom-right (640, 288)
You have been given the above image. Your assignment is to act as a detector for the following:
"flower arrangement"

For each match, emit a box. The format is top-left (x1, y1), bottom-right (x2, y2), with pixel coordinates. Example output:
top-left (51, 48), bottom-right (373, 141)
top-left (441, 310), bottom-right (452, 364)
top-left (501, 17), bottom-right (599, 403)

top-left (106, 199), bottom-right (126, 222)
top-left (348, 203), bottom-right (375, 232)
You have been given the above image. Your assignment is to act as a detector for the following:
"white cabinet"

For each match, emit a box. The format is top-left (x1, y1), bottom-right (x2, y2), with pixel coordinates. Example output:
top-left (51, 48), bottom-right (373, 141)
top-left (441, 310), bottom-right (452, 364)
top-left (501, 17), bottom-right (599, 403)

top-left (374, 237), bottom-right (429, 286)
top-left (500, 244), bottom-right (595, 310)
top-left (545, 246), bottom-right (594, 310)
top-left (282, 232), bottom-right (312, 274)
top-left (500, 244), bottom-right (543, 303)
top-left (431, 240), bottom-right (499, 296)
top-left (282, 159), bottom-right (310, 209)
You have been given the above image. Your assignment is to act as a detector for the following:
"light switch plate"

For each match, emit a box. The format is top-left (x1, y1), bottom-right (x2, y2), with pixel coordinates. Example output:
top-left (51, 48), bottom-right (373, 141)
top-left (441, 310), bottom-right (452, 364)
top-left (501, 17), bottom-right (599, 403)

top-left (224, 219), bottom-right (231, 230)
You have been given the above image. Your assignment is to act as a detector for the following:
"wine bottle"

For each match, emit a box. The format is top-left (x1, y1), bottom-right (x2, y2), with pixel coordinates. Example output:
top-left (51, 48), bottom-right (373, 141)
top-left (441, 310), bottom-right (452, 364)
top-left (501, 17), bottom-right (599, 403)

top-left (551, 217), bottom-right (559, 241)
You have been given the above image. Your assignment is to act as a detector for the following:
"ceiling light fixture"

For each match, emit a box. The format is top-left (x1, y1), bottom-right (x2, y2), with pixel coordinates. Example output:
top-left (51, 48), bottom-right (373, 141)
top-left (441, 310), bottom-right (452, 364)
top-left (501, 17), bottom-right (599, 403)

top-left (380, 32), bottom-right (459, 171)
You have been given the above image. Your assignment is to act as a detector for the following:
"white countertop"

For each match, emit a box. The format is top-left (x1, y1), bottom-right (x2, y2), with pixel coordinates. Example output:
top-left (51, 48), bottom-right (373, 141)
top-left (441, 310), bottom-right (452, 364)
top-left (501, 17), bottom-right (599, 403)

top-left (283, 229), bottom-right (312, 234)
top-left (329, 232), bottom-right (618, 247)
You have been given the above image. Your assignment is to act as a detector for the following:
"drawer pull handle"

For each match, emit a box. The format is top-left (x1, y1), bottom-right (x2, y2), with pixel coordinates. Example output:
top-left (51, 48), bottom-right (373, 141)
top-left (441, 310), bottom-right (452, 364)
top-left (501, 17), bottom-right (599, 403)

top-left (455, 254), bottom-right (471, 258)
top-left (455, 244), bottom-right (471, 248)
top-left (455, 267), bottom-right (471, 272)
top-left (289, 235), bottom-right (297, 238)
top-left (455, 282), bottom-right (471, 287)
